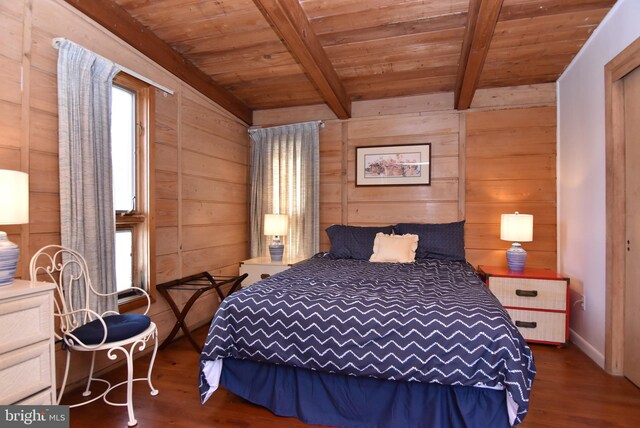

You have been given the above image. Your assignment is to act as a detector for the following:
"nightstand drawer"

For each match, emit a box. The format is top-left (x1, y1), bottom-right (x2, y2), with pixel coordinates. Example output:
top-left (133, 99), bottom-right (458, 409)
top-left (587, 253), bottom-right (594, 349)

top-left (240, 264), bottom-right (290, 286)
top-left (0, 340), bottom-right (53, 404)
top-left (506, 309), bottom-right (566, 344)
top-left (489, 277), bottom-right (567, 310)
top-left (243, 264), bottom-right (290, 278)
top-left (240, 256), bottom-right (305, 287)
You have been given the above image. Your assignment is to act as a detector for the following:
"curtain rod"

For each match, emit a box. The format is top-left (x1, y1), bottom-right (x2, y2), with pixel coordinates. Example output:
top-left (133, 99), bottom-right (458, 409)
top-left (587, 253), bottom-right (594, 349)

top-left (52, 37), bottom-right (175, 95)
top-left (248, 120), bottom-right (325, 134)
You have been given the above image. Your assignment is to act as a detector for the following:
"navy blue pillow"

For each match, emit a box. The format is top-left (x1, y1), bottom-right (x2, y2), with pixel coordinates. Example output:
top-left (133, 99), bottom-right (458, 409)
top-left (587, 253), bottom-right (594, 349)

top-left (395, 221), bottom-right (466, 261)
top-left (326, 224), bottom-right (394, 260)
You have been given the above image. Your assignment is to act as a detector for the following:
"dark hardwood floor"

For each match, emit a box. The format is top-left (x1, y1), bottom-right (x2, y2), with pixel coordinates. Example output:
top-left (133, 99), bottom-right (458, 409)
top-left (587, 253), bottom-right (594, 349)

top-left (65, 327), bottom-right (640, 427)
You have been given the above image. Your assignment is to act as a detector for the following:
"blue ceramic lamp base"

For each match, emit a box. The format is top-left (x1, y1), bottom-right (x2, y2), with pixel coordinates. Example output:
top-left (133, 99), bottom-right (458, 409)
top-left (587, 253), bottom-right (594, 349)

top-left (506, 243), bottom-right (527, 271)
top-left (0, 231), bottom-right (19, 286)
top-left (269, 236), bottom-right (284, 261)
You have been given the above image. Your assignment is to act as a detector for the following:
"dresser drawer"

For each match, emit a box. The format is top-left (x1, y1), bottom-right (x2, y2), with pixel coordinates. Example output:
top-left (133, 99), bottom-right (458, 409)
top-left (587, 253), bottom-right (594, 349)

top-left (0, 292), bottom-right (53, 355)
top-left (506, 308), bottom-right (566, 344)
top-left (489, 277), bottom-right (567, 310)
top-left (14, 388), bottom-right (54, 405)
top-left (0, 341), bottom-right (53, 404)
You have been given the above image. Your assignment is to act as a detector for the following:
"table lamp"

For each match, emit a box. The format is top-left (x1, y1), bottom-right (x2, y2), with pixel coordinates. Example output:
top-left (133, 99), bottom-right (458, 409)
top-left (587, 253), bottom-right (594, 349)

top-left (0, 170), bottom-right (29, 286)
top-left (500, 212), bottom-right (533, 272)
top-left (264, 214), bottom-right (288, 261)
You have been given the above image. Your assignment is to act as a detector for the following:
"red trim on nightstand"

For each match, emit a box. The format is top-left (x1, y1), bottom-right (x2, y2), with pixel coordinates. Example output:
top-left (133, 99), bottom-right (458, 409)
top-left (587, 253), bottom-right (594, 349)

top-left (525, 339), bottom-right (567, 346)
top-left (477, 265), bottom-right (569, 281)
top-left (505, 306), bottom-right (565, 313)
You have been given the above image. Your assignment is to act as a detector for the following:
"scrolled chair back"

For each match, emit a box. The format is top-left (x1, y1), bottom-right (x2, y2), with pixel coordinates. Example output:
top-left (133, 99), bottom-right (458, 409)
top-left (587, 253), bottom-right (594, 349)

top-left (29, 245), bottom-right (100, 341)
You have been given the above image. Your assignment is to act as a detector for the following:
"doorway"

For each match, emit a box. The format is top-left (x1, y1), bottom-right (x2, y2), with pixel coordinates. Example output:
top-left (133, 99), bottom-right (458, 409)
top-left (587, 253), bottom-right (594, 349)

top-left (605, 35), bottom-right (640, 380)
top-left (624, 65), bottom-right (640, 387)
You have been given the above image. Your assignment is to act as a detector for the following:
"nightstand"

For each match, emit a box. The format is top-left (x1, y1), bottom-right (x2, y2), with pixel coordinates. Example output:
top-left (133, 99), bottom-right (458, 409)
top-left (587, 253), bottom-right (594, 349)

top-left (239, 256), bottom-right (306, 287)
top-left (478, 265), bottom-right (570, 346)
top-left (0, 279), bottom-right (56, 404)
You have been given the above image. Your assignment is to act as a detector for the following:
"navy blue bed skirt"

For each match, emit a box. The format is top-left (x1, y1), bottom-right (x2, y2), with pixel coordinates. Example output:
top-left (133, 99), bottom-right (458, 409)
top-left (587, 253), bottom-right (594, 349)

top-left (220, 358), bottom-right (509, 428)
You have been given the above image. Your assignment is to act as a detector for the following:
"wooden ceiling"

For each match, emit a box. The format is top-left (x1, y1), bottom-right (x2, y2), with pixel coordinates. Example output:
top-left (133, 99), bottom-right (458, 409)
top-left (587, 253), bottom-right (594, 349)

top-left (66, 0), bottom-right (616, 124)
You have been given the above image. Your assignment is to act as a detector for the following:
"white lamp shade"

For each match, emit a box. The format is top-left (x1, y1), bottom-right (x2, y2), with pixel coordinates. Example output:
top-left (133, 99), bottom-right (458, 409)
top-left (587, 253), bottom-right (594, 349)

top-left (264, 214), bottom-right (288, 236)
top-left (0, 170), bottom-right (29, 225)
top-left (500, 212), bottom-right (533, 242)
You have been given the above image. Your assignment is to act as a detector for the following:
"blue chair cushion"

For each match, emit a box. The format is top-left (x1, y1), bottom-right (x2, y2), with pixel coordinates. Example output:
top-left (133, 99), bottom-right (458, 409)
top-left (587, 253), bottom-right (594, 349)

top-left (68, 314), bottom-right (151, 345)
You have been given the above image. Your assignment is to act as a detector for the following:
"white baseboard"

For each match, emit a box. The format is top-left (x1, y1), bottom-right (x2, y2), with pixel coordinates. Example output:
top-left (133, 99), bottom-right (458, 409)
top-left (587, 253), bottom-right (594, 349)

top-left (569, 329), bottom-right (605, 368)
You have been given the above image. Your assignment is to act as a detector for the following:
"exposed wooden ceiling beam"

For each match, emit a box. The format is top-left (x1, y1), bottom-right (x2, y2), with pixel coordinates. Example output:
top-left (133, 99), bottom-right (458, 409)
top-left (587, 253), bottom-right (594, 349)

top-left (63, 0), bottom-right (253, 125)
top-left (253, 0), bottom-right (351, 119)
top-left (454, 0), bottom-right (504, 110)
top-left (454, 0), bottom-right (480, 109)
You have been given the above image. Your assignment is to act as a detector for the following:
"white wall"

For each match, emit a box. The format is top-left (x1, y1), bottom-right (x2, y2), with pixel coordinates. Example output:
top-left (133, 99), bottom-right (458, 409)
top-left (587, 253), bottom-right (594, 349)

top-left (557, 0), bottom-right (640, 367)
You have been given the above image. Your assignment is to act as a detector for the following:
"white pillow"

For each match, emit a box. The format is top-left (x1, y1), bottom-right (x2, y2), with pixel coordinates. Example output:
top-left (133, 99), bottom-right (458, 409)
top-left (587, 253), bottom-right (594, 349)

top-left (369, 233), bottom-right (419, 263)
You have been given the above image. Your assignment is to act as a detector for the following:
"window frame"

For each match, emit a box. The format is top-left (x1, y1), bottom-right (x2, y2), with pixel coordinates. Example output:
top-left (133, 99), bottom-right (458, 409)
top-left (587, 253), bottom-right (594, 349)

top-left (112, 72), bottom-right (156, 312)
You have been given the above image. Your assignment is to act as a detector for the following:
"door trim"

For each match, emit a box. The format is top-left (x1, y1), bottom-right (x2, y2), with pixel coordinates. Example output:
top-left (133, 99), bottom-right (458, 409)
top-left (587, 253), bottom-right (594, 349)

top-left (605, 35), bottom-right (640, 375)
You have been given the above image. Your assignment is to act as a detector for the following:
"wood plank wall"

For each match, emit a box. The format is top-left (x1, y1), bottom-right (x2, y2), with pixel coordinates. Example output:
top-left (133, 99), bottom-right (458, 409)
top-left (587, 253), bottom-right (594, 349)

top-left (346, 113), bottom-right (461, 226)
top-left (254, 94), bottom-right (464, 252)
top-left (254, 85), bottom-right (556, 265)
top-left (0, 1), bottom-right (27, 275)
top-left (1, 0), bottom-right (249, 388)
top-left (465, 106), bottom-right (557, 269)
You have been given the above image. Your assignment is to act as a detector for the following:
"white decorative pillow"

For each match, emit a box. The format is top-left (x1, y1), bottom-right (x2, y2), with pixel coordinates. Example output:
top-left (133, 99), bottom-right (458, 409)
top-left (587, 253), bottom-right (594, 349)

top-left (369, 233), bottom-right (419, 263)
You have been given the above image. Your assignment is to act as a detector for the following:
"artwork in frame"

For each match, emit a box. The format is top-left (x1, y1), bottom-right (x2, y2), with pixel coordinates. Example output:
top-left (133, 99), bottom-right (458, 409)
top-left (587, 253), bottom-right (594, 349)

top-left (356, 143), bottom-right (431, 186)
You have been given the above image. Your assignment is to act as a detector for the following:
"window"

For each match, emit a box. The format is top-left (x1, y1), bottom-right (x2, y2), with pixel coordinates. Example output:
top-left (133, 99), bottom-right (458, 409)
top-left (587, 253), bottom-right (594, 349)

top-left (111, 73), bottom-right (155, 308)
top-left (249, 123), bottom-right (320, 259)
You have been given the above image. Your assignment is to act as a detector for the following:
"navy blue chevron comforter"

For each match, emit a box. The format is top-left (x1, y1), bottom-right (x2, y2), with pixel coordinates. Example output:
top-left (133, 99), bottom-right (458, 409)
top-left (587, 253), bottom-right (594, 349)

top-left (199, 254), bottom-right (535, 425)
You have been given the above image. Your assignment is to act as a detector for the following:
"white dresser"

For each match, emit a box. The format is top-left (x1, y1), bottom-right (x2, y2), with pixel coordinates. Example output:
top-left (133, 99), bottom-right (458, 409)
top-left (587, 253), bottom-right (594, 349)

top-left (0, 279), bottom-right (56, 404)
top-left (478, 265), bottom-right (570, 346)
top-left (239, 256), bottom-right (306, 287)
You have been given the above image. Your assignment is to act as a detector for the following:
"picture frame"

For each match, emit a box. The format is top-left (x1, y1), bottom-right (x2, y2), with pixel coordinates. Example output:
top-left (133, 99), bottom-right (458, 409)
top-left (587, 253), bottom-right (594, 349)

top-left (355, 143), bottom-right (431, 186)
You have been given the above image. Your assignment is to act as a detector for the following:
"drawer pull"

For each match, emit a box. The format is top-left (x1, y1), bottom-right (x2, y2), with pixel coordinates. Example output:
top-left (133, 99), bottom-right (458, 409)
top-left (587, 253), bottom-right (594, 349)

top-left (260, 274), bottom-right (271, 279)
top-left (515, 320), bottom-right (538, 329)
top-left (515, 289), bottom-right (538, 297)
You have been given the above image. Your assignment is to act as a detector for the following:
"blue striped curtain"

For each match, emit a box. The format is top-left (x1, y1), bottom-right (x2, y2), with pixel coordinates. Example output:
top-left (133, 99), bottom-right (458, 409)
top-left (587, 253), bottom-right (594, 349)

top-left (56, 39), bottom-right (119, 317)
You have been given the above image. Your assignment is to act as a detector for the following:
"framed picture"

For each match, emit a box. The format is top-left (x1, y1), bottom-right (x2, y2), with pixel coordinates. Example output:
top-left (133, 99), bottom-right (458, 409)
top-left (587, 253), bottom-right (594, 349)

top-left (355, 143), bottom-right (431, 186)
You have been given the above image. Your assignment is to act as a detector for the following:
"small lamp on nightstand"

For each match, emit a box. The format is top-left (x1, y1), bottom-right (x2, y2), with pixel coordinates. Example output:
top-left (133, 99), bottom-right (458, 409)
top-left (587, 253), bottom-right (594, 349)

top-left (500, 212), bottom-right (533, 272)
top-left (0, 169), bottom-right (29, 286)
top-left (264, 214), bottom-right (288, 261)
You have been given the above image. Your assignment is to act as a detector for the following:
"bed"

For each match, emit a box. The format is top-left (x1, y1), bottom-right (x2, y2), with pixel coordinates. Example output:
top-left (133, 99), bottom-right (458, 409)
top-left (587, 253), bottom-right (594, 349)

top-left (199, 223), bottom-right (535, 427)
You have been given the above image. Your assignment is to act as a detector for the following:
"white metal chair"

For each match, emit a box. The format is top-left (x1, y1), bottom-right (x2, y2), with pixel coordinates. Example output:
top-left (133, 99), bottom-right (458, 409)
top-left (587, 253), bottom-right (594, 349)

top-left (30, 245), bottom-right (158, 426)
